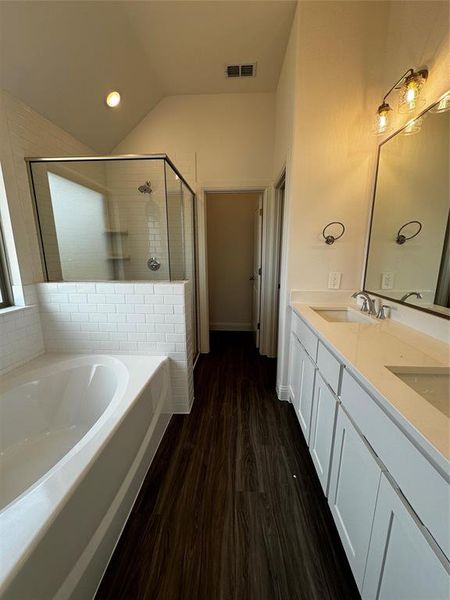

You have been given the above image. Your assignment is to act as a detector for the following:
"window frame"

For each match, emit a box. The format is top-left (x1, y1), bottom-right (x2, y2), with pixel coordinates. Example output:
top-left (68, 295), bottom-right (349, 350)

top-left (0, 219), bottom-right (12, 309)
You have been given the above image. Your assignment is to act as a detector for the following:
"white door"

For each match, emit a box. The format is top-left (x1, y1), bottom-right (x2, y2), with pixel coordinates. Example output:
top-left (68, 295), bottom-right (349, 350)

top-left (328, 407), bottom-right (383, 590)
top-left (362, 473), bottom-right (450, 600)
top-left (309, 372), bottom-right (338, 495)
top-left (252, 195), bottom-right (262, 347)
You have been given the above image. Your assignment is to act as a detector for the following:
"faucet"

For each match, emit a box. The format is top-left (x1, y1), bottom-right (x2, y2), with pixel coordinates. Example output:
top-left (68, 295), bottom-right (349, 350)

top-left (351, 291), bottom-right (377, 316)
top-left (400, 291), bottom-right (423, 303)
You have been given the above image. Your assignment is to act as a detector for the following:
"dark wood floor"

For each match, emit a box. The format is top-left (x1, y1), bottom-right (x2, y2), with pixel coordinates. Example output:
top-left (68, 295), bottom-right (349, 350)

top-left (96, 332), bottom-right (360, 600)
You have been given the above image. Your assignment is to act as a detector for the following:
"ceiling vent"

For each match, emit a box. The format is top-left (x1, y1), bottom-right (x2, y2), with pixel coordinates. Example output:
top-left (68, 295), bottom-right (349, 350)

top-left (225, 63), bottom-right (257, 78)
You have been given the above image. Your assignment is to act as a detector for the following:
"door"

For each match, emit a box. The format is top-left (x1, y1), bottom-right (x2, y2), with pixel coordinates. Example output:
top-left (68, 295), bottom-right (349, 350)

top-left (362, 473), bottom-right (449, 600)
top-left (328, 407), bottom-right (383, 590)
top-left (252, 195), bottom-right (262, 347)
top-left (309, 372), bottom-right (338, 495)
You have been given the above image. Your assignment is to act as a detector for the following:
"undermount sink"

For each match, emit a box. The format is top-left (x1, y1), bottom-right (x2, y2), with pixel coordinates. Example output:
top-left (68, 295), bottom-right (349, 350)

top-left (311, 307), bottom-right (372, 324)
top-left (387, 366), bottom-right (450, 418)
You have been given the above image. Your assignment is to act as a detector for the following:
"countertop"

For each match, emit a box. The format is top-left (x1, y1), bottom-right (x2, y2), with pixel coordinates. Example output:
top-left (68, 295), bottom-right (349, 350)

top-left (291, 302), bottom-right (450, 473)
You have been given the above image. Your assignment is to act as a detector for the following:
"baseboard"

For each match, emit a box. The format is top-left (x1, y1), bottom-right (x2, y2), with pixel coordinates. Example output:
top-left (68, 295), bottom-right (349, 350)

top-left (210, 322), bottom-right (253, 332)
top-left (277, 384), bottom-right (290, 402)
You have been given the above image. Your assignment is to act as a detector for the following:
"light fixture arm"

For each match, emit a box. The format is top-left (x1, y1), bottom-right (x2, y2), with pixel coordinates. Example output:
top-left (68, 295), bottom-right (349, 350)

top-left (382, 68), bottom-right (415, 103)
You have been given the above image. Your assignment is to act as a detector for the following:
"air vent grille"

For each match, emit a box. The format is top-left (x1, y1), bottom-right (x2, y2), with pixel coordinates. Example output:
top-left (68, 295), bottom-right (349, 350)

top-left (225, 63), bottom-right (257, 78)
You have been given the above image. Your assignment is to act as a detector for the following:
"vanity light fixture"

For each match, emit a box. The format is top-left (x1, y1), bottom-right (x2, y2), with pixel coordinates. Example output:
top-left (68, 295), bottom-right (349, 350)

top-left (398, 69), bottom-right (428, 113)
top-left (105, 91), bottom-right (121, 108)
top-left (375, 67), bottom-right (428, 135)
top-left (430, 92), bottom-right (450, 114)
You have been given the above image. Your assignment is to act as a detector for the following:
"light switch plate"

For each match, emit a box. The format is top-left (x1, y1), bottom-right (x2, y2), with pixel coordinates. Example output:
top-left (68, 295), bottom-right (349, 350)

top-left (328, 272), bottom-right (342, 289)
top-left (381, 272), bottom-right (394, 290)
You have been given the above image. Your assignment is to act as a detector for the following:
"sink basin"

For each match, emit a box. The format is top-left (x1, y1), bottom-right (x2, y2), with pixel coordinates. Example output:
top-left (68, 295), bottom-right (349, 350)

top-left (387, 366), bottom-right (450, 418)
top-left (312, 307), bottom-right (372, 324)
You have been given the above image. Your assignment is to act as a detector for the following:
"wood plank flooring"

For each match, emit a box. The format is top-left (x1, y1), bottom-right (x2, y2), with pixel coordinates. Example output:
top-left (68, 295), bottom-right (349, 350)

top-left (96, 332), bottom-right (360, 600)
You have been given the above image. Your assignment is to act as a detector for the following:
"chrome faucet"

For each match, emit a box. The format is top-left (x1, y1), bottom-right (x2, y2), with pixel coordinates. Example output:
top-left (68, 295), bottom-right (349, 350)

top-left (351, 291), bottom-right (377, 316)
top-left (400, 291), bottom-right (423, 303)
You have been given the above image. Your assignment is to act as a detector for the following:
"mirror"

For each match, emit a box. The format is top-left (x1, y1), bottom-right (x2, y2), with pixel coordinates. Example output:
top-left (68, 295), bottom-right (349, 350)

top-left (364, 99), bottom-right (450, 319)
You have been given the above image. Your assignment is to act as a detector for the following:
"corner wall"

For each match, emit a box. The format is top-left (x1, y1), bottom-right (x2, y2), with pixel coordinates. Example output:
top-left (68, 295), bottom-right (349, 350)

top-left (113, 92), bottom-right (276, 190)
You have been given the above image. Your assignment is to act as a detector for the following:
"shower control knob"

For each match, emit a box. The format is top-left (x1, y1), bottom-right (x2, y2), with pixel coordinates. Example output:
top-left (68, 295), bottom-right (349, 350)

top-left (147, 257), bottom-right (161, 271)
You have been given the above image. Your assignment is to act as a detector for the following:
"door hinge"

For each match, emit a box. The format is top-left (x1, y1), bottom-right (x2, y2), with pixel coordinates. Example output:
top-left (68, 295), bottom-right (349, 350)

top-left (258, 267), bottom-right (262, 276)
top-left (257, 322), bottom-right (260, 330)
top-left (259, 208), bottom-right (263, 216)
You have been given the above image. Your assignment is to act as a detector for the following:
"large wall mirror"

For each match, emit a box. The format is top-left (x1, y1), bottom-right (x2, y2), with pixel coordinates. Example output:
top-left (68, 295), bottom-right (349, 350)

top-left (364, 97), bottom-right (450, 319)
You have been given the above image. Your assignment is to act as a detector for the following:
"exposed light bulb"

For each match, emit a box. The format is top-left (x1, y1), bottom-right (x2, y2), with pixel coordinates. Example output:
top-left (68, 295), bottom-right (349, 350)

top-left (106, 91), bottom-right (121, 108)
top-left (405, 82), bottom-right (417, 104)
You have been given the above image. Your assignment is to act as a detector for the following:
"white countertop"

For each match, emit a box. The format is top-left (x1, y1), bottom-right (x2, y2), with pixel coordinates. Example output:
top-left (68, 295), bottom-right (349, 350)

top-left (291, 302), bottom-right (450, 471)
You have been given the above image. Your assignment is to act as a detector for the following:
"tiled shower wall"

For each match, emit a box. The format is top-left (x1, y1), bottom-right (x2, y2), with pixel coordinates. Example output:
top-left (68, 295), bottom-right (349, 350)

top-left (36, 280), bottom-right (194, 412)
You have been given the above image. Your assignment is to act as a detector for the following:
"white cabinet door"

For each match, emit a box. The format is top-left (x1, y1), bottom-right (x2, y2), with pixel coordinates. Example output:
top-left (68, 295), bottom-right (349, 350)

top-left (295, 344), bottom-right (316, 443)
top-left (309, 372), bottom-right (338, 495)
top-left (288, 334), bottom-right (316, 444)
top-left (362, 473), bottom-right (450, 600)
top-left (328, 407), bottom-right (383, 590)
top-left (288, 333), bottom-right (302, 406)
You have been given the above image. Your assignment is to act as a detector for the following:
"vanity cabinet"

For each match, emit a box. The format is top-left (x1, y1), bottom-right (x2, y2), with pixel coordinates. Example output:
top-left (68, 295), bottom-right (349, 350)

top-left (289, 333), bottom-right (316, 442)
top-left (309, 372), bottom-right (338, 494)
top-left (362, 473), bottom-right (450, 600)
top-left (328, 407), bottom-right (383, 590)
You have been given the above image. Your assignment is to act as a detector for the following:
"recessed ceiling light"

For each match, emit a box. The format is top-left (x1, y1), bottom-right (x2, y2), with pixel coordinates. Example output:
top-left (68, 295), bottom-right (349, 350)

top-left (106, 91), bottom-right (121, 108)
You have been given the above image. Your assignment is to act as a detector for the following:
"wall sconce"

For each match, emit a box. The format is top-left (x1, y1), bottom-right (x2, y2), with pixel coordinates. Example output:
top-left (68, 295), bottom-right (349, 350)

top-left (375, 67), bottom-right (428, 135)
top-left (396, 220), bottom-right (422, 244)
top-left (322, 221), bottom-right (345, 245)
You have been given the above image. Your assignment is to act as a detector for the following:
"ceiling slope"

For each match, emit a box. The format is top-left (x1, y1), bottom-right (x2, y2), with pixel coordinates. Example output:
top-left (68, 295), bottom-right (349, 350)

top-left (0, 0), bottom-right (296, 152)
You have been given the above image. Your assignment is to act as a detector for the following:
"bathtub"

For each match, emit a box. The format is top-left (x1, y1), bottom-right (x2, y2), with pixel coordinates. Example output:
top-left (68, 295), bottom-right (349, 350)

top-left (0, 353), bottom-right (172, 599)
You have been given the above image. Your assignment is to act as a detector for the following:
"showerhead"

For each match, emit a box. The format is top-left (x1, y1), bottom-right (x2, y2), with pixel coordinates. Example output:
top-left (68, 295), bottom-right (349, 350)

top-left (138, 181), bottom-right (152, 194)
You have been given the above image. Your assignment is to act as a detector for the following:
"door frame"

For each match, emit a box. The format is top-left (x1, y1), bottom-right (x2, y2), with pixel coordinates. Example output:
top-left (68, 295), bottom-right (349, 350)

top-left (197, 181), bottom-right (272, 354)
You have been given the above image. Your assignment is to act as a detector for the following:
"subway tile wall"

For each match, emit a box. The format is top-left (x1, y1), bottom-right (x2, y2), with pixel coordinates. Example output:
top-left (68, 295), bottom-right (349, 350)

top-left (0, 285), bottom-right (44, 375)
top-left (36, 280), bottom-right (194, 412)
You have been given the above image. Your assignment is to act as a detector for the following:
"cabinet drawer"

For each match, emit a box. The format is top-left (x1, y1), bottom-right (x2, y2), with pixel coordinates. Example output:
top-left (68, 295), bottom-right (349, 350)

top-left (341, 369), bottom-right (450, 559)
top-left (317, 341), bottom-right (342, 395)
top-left (291, 311), bottom-right (318, 362)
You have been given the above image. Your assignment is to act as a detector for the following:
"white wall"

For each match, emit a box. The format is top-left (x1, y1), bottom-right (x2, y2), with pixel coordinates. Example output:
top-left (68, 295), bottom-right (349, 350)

top-left (275, 0), bottom-right (450, 398)
top-left (113, 93), bottom-right (275, 189)
top-left (0, 90), bottom-right (96, 286)
top-left (206, 192), bottom-right (259, 331)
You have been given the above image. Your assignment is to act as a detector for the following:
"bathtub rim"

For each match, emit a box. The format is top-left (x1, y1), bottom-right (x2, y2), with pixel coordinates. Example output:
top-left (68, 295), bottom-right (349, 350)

top-left (0, 352), bottom-right (169, 594)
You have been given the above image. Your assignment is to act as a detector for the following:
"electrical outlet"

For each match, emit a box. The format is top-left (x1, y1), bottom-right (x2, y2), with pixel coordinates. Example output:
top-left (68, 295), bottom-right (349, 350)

top-left (328, 272), bottom-right (342, 289)
top-left (381, 272), bottom-right (394, 290)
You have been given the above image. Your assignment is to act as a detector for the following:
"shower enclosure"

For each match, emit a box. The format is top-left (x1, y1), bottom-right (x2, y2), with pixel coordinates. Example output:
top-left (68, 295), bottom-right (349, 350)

top-left (27, 154), bottom-right (198, 357)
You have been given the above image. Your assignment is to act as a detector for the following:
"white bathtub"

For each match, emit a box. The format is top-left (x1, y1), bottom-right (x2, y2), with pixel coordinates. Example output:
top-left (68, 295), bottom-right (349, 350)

top-left (0, 353), bottom-right (172, 599)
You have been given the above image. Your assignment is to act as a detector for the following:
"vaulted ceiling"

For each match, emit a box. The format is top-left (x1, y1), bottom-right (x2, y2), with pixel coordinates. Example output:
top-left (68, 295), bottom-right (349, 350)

top-left (0, 1), bottom-right (296, 153)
